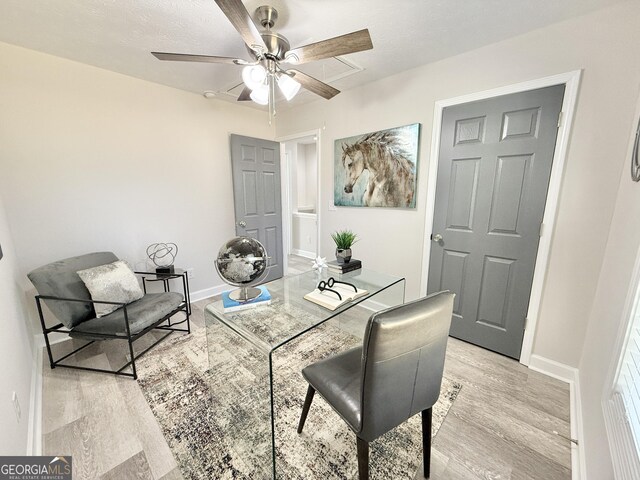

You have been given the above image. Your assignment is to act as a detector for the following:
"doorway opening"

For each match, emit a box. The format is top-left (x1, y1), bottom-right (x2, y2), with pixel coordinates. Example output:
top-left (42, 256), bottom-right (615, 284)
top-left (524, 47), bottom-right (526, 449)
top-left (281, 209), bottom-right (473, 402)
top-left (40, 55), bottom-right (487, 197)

top-left (278, 130), bottom-right (322, 275)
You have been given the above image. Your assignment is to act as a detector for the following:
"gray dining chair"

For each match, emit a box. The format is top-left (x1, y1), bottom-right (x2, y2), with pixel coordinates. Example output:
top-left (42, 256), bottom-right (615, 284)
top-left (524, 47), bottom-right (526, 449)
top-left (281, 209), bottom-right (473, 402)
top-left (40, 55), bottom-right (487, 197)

top-left (297, 291), bottom-right (455, 479)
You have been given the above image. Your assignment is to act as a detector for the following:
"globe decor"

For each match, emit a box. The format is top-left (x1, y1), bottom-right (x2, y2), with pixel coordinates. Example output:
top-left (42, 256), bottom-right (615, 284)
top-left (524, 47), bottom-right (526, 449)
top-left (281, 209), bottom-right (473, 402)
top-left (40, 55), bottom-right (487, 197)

top-left (215, 236), bottom-right (269, 302)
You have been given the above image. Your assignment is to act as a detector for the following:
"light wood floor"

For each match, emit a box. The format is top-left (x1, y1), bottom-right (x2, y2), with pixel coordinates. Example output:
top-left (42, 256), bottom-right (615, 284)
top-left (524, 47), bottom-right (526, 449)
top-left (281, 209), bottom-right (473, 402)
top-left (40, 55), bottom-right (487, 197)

top-left (286, 254), bottom-right (313, 275)
top-left (41, 259), bottom-right (571, 479)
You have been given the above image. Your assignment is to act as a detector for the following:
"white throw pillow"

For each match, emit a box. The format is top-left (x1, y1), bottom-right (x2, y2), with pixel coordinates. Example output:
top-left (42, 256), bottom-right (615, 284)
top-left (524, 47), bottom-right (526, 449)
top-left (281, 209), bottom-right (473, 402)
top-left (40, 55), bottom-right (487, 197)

top-left (77, 260), bottom-right (144, 318)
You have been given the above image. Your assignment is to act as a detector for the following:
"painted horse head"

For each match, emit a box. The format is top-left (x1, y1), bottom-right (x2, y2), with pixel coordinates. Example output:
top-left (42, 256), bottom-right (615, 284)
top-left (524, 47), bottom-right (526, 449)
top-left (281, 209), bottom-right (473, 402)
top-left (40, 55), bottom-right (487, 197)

top-left (342, 143), bottom-right (365, 194)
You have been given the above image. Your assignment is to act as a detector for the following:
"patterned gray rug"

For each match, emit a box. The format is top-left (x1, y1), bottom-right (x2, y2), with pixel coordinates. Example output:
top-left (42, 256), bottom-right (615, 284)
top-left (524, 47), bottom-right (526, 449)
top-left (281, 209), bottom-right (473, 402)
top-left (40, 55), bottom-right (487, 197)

top-left (137, 318), bottom-right (462, 479)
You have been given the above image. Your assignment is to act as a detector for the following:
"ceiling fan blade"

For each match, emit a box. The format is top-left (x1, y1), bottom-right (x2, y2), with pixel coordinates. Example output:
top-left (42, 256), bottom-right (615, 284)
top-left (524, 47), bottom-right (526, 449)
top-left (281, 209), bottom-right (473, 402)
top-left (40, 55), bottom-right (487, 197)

top-left (151, 52), bottom-right (242, 64)
top-left (237, 87), bottom-right (252, 101)
top-left (214, 0), bottom-right (267, 53)
top-left (286, 29), bottom-right (373, 65)
top-left (288, 70), bottom-right (340, 100)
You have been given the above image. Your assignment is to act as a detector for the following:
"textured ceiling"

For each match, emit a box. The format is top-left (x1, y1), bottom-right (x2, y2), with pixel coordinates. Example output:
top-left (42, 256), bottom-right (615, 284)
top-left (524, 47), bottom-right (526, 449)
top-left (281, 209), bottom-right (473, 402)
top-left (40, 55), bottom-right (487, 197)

top-left (0, 0), bottom-right (626, 110)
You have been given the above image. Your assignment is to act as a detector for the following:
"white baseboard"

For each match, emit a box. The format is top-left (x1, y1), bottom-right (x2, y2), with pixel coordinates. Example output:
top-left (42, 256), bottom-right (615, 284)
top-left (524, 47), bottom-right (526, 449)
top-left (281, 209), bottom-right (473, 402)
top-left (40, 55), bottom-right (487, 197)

top-left (529, 354), bottom-right (576, 383)
top-left (291, 249), bottom-right (316, 260)
top-left (571, 374), bottom-right (587, 480)
top-left (190, 284), bottom-right (228, 303)
top-left (528, 354), bottom-right (585, 479)
top-left (27, 345), bottom-right (42, 456)
top-left (34, 331), bottom-right (70, 349)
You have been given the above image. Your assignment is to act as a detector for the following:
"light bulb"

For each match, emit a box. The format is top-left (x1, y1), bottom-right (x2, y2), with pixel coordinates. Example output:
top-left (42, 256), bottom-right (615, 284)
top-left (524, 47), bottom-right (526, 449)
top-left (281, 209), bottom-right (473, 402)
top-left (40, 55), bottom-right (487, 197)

top-left (277, 74), bottom-right (301, 101)
top-left (242, 65), bottom-right (267, 91)
top-left (250, 84), bottom-right (269, 105)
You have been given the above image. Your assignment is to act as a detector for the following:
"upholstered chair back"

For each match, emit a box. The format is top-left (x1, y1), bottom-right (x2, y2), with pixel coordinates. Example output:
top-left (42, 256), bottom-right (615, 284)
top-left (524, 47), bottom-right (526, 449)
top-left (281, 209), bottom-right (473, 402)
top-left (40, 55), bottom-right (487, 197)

top-left (28, 252), bottom-right (118, 328)
top-left (358, 291), bottom-right (454, 442)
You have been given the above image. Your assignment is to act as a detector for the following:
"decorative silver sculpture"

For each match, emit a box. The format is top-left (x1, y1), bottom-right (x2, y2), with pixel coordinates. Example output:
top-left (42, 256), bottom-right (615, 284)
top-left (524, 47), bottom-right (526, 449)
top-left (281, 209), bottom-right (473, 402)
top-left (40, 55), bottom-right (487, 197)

top-left (147, 243), bottom-right (178, 274)
top-left (215, 236), bottom-right (268, 302)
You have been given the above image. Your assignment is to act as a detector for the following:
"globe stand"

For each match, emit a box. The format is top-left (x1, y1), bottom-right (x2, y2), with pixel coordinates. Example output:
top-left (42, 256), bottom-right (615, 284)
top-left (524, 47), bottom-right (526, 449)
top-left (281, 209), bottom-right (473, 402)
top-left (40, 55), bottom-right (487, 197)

top-left (229, 286), bottom-right (263, 303)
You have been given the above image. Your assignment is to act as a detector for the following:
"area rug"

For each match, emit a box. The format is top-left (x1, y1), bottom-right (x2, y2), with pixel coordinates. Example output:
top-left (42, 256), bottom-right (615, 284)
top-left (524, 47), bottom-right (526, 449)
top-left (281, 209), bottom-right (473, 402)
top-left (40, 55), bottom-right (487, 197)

top-left (137, 317), bottom-right (462, 479)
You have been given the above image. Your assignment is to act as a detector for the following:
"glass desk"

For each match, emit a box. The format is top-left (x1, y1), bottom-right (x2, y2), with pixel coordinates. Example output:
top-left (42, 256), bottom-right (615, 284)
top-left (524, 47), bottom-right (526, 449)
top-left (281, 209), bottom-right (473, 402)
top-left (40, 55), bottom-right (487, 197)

top-left (204, 268), bottom-right (405, 479)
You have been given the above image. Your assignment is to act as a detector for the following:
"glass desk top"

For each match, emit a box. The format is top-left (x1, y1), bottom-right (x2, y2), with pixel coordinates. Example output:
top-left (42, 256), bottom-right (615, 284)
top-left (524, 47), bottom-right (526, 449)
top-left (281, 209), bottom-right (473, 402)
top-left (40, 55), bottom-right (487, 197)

top-left (205, 268), bottom-right (405, 354)
top-left (204, 268), bottom-right (405, 479)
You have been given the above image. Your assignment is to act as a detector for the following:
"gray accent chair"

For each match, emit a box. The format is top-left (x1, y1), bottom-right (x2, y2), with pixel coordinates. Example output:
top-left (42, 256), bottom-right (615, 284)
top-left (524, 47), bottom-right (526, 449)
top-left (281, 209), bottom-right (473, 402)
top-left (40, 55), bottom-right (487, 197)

top-left (28, 252), bottom-right (190, 380)
top-left (297, 291), bottom-right (455, 479)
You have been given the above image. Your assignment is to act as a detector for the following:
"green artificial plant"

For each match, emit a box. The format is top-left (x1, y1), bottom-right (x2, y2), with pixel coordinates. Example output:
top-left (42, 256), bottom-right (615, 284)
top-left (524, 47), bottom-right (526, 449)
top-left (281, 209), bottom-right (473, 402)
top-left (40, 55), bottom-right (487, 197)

top-left (331, 230), bottom-right (358, 249)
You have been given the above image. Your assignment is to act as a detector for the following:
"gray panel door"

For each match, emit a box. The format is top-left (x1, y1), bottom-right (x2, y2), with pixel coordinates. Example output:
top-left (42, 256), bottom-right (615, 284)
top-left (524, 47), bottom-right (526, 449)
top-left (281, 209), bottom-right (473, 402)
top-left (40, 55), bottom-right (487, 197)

top-left (230, 134), bottom-right (284, 282)
top-left (427, 85), bottom-right (565, 359)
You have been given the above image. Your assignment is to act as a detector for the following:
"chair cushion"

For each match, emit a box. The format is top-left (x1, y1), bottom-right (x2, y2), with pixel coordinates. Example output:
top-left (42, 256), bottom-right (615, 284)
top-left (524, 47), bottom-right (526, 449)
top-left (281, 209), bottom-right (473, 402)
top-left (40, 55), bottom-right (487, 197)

top-left (27, 252), bottom-right (119, 328)
top-left (302, 346), bottom-right (363, 432)
top-left (77, 260), bottom-right (144, 317)
top-left (70, 292), bottom-right (183, 339)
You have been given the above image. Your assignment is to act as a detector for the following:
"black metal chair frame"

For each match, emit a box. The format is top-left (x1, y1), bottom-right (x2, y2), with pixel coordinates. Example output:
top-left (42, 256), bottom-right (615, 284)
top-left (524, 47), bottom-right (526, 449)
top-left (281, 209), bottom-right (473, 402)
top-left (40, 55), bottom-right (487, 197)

top-left (35, 272), bottom-right (191, 380)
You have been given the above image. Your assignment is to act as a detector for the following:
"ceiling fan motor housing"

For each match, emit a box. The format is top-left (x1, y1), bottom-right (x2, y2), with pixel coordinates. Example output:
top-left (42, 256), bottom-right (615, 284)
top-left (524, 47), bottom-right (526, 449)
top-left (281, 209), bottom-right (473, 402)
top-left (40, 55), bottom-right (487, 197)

top-left (250, 32), bottom-right (290, 60)
top-left (245, 6), bottom-right (291, 61)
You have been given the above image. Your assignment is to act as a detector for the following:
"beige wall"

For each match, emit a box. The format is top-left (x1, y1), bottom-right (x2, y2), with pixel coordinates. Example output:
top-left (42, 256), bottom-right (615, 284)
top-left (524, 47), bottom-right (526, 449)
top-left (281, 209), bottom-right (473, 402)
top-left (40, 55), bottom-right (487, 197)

top-left (0, 193), bottom-right (34, 454)
top-left (0, 41), bottom-right (274, 320)
top-left (276, 1), bottom-right (640, 370)
top-left (578, 90), bottom-right (640, 478)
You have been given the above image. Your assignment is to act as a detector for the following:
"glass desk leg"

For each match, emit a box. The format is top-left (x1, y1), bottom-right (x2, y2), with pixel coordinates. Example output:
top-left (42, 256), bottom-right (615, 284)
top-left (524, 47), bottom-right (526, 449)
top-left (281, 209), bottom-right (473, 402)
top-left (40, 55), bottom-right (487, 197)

top-left (206, 315), bottom-right (273, 478)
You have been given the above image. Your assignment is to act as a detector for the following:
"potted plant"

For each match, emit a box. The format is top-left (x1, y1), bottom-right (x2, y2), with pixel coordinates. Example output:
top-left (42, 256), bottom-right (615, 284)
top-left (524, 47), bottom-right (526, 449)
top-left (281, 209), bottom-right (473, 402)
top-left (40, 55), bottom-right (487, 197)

top-left (331, 230), bottom-right (358, 264)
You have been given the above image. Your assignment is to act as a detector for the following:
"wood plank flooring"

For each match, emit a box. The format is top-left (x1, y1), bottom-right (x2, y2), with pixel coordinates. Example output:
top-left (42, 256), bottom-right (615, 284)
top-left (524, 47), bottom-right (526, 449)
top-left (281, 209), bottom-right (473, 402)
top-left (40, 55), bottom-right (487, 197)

top-left (286, 254), bottom-right (312, 275)
top-left (41, 257), bottom-right (570, 479)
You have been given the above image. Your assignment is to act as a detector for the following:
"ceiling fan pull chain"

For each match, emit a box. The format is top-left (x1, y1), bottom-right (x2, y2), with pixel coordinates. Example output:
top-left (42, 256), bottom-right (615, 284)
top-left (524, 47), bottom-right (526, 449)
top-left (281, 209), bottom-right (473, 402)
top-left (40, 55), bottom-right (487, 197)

top-left (269, 77), bottom-right (276, 124)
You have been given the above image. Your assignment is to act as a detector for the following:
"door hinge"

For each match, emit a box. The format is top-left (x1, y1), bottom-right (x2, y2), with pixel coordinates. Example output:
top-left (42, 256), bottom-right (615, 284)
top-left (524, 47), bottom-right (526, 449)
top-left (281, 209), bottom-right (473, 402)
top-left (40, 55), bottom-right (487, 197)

top-left (524, 317), bottom-right (528, 330)
top-left (557, 111), bottom-right (563, 128)
top-left (539, 222), bottom-right (544, 237)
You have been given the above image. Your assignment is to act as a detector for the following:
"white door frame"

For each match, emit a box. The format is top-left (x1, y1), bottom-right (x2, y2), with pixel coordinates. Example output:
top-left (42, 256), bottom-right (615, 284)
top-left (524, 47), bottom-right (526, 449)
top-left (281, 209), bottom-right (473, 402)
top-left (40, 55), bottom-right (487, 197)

top-left (419, 70), bottom-right (582, 366)
top-left (276, 129), bottom-right (322, 266)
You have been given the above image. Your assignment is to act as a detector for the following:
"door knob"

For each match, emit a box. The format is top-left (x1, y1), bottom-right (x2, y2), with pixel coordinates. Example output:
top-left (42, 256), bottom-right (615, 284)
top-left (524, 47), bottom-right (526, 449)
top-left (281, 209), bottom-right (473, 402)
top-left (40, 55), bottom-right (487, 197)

top-left (237, 220), bottom-right (247, 228)
top-left (432, 233), bottom-right (443, 243)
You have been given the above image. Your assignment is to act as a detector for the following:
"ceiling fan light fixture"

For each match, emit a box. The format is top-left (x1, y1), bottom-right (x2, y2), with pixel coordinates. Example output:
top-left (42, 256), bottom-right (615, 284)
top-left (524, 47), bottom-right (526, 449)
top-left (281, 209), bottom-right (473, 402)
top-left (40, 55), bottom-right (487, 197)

top-left (250, 84), bottom-right (269, 105)
top-left (151, 1), bottom-right (374, 123)
top-left (277, 73), bottom-right (301, 101)
top-left (242, 65), bottom-right (267, 90)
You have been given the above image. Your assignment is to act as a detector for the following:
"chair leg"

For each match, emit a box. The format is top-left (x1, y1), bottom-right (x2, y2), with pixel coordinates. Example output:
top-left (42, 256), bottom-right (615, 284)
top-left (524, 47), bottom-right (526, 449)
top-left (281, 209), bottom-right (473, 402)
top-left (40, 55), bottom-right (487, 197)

top-left (357, 436), bottom-right (369, 480)
top-left (35, 297), bottom-right (56, 368)
top-left (127, 337), bottom-right (138, 380)
top-left (422, 407), bottom-right (433, 478)
top-left (297, 385), bottom-right (315, 433)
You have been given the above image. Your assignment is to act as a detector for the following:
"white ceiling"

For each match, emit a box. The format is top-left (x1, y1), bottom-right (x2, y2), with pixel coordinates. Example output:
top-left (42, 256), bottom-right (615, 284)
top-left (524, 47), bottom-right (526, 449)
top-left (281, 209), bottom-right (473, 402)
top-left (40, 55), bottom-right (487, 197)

top-left (0, 0), bottom-right (626, 110)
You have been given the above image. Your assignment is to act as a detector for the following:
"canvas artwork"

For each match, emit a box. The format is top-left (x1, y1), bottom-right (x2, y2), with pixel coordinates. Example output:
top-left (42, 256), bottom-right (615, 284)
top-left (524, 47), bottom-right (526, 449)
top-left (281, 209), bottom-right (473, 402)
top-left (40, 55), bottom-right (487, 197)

top-left (334, 123), bottom-right (420, 208)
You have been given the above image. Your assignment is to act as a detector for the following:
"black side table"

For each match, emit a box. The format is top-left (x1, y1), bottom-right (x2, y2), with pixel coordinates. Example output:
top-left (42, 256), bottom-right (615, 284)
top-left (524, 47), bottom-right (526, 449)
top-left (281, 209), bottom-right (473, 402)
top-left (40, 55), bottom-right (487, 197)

top-left (136, 268), bottom-right (192, 317)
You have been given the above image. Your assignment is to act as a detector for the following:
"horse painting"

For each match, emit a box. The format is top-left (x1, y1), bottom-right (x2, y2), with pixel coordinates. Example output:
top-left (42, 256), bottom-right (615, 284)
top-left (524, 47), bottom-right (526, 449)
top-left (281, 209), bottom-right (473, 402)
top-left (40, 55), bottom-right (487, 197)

top-left (336, 124), bottom-right (420, 208)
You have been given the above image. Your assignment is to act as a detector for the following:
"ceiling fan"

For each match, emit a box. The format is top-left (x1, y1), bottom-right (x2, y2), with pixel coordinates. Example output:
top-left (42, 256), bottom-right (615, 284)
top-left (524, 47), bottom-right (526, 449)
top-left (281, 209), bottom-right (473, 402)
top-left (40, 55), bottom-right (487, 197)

top-left (151, 0), bottom-right (373, 120)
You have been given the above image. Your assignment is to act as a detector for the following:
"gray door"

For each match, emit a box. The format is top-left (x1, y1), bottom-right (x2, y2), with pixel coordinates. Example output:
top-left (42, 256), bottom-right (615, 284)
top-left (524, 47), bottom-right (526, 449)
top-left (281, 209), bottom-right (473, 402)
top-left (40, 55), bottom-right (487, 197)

top-left (427, 85), bottom-right (565, 359)
top-left (230, 134), bottom-right (284, 282)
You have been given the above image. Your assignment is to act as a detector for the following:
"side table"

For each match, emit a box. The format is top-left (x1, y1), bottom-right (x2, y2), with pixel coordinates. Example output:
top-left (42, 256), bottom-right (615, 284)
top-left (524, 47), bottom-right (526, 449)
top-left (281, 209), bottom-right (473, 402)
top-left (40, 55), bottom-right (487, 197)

top-left (136, 268), bottom-right (192, 317)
